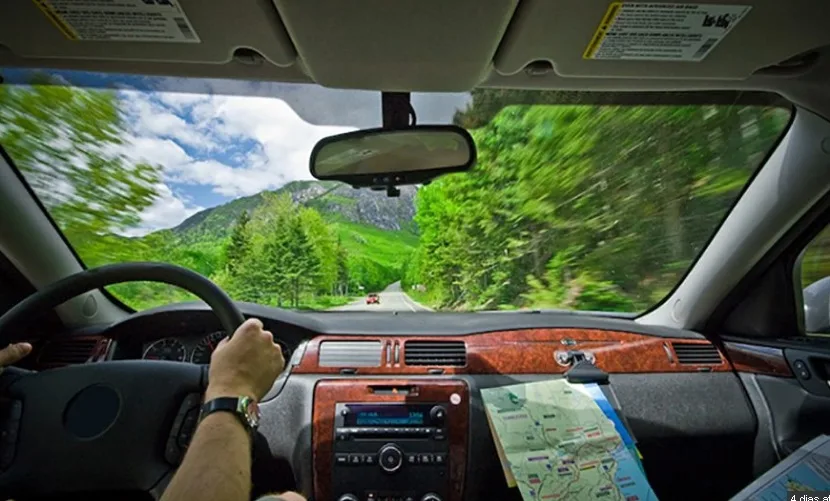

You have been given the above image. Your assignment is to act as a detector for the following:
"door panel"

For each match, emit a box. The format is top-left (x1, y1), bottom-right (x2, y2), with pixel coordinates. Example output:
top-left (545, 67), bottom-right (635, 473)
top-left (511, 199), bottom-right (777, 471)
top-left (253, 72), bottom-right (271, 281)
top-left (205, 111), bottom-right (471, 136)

top-left (751, 374), bottom-right (830, 455)
top-left (727, 340), bottom-right (830, 474)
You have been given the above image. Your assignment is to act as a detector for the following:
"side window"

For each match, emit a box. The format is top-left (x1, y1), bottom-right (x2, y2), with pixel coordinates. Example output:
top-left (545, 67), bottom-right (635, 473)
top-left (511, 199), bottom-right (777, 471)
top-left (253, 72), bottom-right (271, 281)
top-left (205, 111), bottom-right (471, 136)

top-left (801, 226), bottom-right (830, 335)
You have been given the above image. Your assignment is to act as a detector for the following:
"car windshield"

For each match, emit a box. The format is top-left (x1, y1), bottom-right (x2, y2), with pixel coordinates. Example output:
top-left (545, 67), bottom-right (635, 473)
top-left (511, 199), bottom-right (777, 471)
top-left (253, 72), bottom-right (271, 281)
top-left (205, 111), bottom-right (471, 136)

top-left (0, 69), bottom-right (791, 313)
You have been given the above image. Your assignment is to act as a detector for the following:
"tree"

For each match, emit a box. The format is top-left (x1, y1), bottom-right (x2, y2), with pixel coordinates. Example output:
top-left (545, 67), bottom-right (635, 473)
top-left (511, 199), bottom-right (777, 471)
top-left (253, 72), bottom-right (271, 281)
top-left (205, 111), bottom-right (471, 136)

top-left (413, 89), bottom-right (791, 311)
top-left (0, 80), bottom-right (162, 242)
top-left (224, 210), bottom-right (250, 274)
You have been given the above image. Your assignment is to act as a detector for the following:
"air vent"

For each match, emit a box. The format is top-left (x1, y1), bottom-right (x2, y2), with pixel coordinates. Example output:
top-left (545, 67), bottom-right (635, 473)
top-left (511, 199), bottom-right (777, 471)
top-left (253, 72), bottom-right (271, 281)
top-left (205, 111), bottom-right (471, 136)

top-left (671, 342), bottom-right (722, 365)
top-left (404, 341), bottom-right (466, 366)
top-left (319, 341), bottom-right (382, 367)
top-left (38, 338), bottom-right (101, 366)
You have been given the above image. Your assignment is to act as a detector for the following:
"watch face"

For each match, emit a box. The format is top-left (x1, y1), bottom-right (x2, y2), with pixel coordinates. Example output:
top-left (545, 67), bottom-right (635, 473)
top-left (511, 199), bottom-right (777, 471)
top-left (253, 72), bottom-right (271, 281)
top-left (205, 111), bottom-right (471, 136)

top-left (244, 398), bottom-right (261, 429)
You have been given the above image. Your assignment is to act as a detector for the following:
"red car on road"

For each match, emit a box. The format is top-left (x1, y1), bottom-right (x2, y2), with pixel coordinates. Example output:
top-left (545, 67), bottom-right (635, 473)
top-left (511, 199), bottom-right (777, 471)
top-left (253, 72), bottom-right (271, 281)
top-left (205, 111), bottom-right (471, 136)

top-left (366, 293), bottom-right (380, 305)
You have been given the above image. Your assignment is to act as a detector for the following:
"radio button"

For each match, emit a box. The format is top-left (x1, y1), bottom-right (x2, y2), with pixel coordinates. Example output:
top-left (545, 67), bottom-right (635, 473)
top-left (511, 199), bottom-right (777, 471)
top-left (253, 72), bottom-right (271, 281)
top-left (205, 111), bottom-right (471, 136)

top-left (433, 429), bottom-right (446, 441)
top-left (430, 406), bottom-right (447, 426)
top-left (405, 453), bottom-right (419, 465)
top-left (335, 453), bottom-right (349, 465)
top-left (434, 453), bottom-right (447, 465)
top-left (349, 454), bottom-right (363, 465)
top-left (419, 453), bottom-right (433, 464)
top-left (363, 453), bottom-right (377, 465)
top-left (379, 444), bottom-right (404, 473)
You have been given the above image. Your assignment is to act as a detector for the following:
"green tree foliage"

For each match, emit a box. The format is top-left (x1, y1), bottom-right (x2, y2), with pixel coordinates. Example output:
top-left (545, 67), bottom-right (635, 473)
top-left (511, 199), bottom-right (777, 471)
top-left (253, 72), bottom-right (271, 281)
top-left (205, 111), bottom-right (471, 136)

top-left (802, 226), bottom-right (830, 288)
top-left (224, 210), bottom-right (250, 274)
top-left (410, 92), bottom-right (791, 311)
top-left (216, 193), bottom-right (339, 308)
top-left (0, 80), bottom-right (161, 245)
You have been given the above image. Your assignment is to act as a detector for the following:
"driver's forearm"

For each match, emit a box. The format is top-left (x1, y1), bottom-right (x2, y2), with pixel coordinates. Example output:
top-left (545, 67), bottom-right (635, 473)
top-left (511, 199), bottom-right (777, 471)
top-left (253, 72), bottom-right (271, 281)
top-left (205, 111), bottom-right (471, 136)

top-left (161, 412), bottom-right (251, 501)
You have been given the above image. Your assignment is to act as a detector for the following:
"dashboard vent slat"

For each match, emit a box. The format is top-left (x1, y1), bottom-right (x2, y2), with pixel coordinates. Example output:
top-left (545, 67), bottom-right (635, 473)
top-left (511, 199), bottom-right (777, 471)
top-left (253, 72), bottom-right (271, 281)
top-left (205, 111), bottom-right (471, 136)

top-left (404, 341), bottom-right (467, 366)
top-left (319, 341), bottom-right (382, 367)
top-left (671, 342), bottom-right (722, 365)
top-left (38, 338), bottom-right (100, 365)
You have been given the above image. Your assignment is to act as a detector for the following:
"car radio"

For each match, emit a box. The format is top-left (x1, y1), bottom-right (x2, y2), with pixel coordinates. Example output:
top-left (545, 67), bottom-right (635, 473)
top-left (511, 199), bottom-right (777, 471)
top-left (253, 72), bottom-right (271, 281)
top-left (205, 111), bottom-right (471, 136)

top-left (332, 403), bottom-right (451, 501)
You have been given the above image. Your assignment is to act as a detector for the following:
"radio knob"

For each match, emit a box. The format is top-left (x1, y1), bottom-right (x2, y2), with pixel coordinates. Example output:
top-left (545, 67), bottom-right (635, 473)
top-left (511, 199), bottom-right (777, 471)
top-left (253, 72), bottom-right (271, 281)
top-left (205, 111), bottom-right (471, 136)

top-left (421, 494), bottom-right (442, 501)
top-left (429, 405), bottom-right (447, 425)
top-left (378, 444), bottom-right (404, 473)
top-left (337, 495), bottom-right (359, 501)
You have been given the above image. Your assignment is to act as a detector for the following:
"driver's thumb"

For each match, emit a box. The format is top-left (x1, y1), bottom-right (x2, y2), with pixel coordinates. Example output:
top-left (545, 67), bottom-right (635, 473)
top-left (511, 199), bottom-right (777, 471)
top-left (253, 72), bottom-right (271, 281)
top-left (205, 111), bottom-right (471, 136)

top-left (0, 342), bottom-right (32, 367)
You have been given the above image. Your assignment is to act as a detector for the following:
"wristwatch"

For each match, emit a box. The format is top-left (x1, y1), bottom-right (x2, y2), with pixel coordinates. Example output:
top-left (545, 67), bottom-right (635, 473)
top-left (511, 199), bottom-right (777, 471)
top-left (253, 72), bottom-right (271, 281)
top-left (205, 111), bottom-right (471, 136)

top-left (200, 396), bottom-right (260, 432)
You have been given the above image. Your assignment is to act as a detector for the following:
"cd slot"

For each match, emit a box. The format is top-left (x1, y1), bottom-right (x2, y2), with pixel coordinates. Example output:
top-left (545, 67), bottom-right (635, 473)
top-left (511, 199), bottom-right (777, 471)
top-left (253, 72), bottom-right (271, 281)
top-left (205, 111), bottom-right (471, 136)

top-left (337, 427), bottom-right (436, 441)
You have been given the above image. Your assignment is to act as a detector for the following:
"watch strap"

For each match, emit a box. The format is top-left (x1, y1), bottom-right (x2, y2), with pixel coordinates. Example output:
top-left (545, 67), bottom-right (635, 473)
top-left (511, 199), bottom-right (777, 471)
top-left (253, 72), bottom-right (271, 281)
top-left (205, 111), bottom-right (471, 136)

top-left (200, 396), bottom-right (256, 432)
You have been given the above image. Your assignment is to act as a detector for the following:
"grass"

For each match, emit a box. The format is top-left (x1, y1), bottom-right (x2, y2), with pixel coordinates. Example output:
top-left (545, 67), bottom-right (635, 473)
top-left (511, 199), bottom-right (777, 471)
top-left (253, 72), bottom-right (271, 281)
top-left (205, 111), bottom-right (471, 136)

top-left (405, 288), bottom-right (442, 310)
top-left (334, 221), bottom-right (419, 269)
top-left (297, 295), bottom-right (356, 310)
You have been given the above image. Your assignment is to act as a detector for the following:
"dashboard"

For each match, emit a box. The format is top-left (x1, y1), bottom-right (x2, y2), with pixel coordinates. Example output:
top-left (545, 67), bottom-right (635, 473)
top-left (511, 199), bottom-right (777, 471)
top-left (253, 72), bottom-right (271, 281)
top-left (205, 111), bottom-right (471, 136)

top-left (23, 301), bottom-right (793, 501)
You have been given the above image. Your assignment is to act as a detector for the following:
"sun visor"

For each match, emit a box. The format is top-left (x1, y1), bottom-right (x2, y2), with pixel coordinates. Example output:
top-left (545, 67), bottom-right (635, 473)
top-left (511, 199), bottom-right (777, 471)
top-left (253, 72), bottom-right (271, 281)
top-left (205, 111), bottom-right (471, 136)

top-left (272, 0), bottom-right (518, 91)
top-left (494, 0), bottom-right (830, 80)
top-left (0, 0), bottom-right (297, 68)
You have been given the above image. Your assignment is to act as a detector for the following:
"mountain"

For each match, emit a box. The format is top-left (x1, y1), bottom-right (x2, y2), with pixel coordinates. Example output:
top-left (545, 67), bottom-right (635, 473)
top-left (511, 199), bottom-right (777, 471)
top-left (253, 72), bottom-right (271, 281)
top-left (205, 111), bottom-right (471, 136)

top-left (170, 180), bottom-right (417, 244)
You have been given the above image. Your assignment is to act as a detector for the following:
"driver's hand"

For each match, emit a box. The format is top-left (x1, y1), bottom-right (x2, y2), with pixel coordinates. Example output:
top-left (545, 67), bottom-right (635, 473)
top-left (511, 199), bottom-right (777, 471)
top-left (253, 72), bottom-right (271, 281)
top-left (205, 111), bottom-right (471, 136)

top-left (205, 319), bottom-right (284, 401)
top-left (0, 342), bottom-right (32, 371)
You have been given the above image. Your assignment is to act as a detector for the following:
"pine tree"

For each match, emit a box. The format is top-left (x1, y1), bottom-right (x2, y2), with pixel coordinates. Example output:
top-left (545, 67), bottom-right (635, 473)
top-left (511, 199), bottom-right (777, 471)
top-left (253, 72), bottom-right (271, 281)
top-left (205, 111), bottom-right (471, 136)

top-left (225, 210), bottom-right (250, 274)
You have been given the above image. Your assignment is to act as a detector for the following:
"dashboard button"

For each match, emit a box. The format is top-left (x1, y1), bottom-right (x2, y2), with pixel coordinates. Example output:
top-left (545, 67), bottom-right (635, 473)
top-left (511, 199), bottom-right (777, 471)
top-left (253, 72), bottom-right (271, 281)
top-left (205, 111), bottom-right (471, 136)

top-left (433, 429), bottom-right (446, 441)
top-left (335, 453), bottom-right (349, 465)
top-left (379, 444), bottom-right (404, 473)
top-left (405, 453), bottom-right (419, 465)
top-left (793, 359), bottom-right (811, 380)
top-left (364, 453), bottom-right (377, 465)
top-left (429, 406), bottom-right (447, 426)
top-left (434, 453), bottom-right (447, 465)
top-left (349, 454), bottom-right (363, 465)
top-left (419, 453), bottom-right (433, 464)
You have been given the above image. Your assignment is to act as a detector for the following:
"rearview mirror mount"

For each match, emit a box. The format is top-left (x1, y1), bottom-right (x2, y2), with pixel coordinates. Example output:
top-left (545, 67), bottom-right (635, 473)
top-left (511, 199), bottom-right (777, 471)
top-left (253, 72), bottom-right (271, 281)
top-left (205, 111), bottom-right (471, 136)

top-left (309, 125), bottom-right (476, 197)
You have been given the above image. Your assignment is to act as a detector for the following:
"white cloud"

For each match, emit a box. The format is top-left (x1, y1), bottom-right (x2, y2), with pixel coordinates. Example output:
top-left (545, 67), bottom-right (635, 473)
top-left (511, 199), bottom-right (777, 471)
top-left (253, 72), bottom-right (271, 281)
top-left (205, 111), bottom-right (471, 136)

top-left (120, 90), bottom-right (353, 198)
top-left (123, 96), bottom-right (212, 149)
top-left (122, 183), bottom-right (203, 237)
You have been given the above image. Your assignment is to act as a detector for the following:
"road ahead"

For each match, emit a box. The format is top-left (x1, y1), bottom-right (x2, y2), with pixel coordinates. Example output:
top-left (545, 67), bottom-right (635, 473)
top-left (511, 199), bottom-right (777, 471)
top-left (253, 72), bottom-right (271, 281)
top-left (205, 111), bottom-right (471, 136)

top-left (330, 281), bottom-right (433, 312)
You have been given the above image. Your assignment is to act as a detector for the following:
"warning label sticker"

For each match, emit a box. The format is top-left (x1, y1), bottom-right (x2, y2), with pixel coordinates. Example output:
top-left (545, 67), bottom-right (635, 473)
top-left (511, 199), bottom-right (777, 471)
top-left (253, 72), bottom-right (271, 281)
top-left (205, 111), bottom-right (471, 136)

top-left (32, 0), bottom-right (200, 43)
top-left (583, 3), bottom-right (750, 61)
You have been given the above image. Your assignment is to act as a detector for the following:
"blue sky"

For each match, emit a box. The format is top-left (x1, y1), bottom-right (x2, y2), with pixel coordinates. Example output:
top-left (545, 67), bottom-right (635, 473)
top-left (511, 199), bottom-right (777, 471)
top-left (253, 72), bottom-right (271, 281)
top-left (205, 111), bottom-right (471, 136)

top-left (2, 68), bottom-right (469, 235)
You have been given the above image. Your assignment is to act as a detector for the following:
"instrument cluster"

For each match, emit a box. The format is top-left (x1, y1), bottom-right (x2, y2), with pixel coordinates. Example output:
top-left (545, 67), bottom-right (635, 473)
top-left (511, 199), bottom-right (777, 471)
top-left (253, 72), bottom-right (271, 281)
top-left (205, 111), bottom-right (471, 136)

top-left (142, 330), bottom-right (291, 364)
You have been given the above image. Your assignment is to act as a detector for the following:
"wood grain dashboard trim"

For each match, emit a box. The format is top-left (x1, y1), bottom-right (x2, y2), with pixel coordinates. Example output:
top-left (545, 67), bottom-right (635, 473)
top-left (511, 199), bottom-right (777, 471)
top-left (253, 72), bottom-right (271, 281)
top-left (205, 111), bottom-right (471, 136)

top-left (723, 342), bottom-right (793, 377)
top-left (312, 379), bottom-right (469, 501)
top-left (293, 329), bottom-right (731, 375)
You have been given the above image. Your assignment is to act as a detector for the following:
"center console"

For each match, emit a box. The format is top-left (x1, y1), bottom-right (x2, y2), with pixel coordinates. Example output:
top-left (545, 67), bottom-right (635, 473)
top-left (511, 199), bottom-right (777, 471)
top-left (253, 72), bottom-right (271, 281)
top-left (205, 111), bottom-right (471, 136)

top-left (312, 380), bottom-right (469, 501)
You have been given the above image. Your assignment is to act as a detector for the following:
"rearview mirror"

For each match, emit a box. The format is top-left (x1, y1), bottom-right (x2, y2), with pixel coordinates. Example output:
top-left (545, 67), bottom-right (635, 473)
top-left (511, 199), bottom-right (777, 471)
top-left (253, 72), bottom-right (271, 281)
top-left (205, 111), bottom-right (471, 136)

top-left (310, 125), bottom-right (476, 192)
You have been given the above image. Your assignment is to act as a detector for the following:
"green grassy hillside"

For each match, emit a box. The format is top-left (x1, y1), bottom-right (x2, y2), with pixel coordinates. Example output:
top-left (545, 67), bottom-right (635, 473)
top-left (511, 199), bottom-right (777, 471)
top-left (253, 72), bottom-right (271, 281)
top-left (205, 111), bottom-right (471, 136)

top-left (333, 221), bottom-right (418, 293)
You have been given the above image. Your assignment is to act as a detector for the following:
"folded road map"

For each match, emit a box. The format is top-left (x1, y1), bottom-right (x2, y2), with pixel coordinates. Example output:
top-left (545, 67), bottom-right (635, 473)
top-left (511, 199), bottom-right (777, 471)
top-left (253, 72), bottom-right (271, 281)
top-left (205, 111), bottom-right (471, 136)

top-left (481, 379), bottom-right (657, 501)
top-left (730, 434), bottom-right (830, 501)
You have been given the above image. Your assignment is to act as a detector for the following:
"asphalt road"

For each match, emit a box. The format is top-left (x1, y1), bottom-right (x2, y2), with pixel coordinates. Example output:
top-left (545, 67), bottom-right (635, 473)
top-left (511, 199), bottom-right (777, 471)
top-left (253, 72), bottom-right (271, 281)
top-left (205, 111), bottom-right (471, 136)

top-left (330, 281), bottom-right (433, 312)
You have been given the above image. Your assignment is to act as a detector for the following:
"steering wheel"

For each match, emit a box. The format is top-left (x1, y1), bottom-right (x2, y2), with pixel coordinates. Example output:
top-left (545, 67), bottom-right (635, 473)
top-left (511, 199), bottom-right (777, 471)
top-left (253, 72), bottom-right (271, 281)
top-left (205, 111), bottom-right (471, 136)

top-left (0, 263), bottom-right (245, 498)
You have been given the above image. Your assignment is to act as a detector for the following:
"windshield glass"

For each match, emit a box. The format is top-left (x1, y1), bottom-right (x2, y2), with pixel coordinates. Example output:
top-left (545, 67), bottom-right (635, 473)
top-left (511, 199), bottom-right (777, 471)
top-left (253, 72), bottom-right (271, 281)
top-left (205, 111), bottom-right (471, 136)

top-left (0, 69), bottom-right (791, 313)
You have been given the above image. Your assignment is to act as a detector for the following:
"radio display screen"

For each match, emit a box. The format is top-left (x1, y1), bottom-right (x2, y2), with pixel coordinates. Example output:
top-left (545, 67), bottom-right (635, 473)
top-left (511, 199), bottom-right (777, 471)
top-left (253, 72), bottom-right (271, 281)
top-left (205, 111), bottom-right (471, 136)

top-left (344, 404), bottom-right (428, 427)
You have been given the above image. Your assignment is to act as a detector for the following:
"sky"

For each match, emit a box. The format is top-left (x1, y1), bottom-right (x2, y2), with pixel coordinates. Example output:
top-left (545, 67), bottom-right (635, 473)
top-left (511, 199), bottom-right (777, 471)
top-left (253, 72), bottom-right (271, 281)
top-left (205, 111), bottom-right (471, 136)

top-left (2, 69), bottom-right (470, 236)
